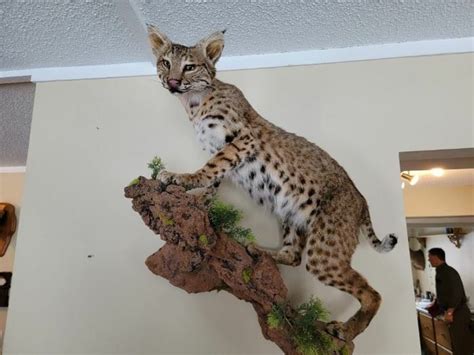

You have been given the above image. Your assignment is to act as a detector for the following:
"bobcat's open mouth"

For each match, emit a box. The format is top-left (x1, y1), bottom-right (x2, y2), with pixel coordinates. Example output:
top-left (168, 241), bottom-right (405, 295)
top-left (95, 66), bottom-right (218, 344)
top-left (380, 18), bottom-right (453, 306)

top-left (168, 87), bottom-right (183, 94)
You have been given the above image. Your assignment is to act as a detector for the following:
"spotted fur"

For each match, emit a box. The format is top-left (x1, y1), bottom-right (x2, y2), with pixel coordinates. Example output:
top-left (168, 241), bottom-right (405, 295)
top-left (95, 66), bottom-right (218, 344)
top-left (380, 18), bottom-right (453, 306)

top-left (147, 25), bottom-right (397, 341)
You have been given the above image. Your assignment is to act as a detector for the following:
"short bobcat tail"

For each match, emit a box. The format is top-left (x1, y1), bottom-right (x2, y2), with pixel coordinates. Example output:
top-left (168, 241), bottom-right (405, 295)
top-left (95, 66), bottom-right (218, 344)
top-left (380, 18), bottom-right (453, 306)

top-left (360, 207), bottom-right (398, 253)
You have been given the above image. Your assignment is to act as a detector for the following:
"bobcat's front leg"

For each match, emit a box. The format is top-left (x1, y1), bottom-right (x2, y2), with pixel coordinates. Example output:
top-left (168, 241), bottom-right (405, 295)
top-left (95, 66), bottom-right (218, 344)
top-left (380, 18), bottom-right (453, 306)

top-left (158, 133), bottom-right (254, 190)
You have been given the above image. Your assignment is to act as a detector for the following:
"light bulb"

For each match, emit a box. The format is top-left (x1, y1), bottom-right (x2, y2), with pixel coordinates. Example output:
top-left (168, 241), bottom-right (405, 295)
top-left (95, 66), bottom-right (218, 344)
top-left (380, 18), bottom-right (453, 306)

top-left (431, 168), bottom-right (444, 177)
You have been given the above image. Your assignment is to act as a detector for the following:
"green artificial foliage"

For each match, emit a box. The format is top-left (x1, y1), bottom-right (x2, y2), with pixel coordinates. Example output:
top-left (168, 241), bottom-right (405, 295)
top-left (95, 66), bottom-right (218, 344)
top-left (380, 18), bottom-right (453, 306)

top-left (242, 267), bottom-right (253, 284)
top-left (148, 156), bottom-right (165, 179)
top-left (293, 298), bottom-right (333, 355)
top-left (267, 303), bottom-right (286, 329)
top-left (208, 199), bottom-right (241, 230)
top-left (128, 177), bottom-right (140, 186)
top-left (266, 298), bottom-right (334, 355)
top-left (208, 198), bottom-right (256, 246)
top-left (198, 234), bottom-right (209, 247)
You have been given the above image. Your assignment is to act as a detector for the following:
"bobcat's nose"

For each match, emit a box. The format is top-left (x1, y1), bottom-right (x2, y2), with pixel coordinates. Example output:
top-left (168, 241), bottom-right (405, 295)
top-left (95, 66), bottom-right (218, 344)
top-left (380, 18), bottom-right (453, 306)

top-left (167, 79), bottom-right (181, 92)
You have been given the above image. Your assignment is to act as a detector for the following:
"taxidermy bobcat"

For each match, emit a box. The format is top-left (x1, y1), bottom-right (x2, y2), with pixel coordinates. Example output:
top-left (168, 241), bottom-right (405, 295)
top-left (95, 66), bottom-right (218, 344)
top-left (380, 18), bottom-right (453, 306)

top-left (147, 25), bottom-right (397, 341)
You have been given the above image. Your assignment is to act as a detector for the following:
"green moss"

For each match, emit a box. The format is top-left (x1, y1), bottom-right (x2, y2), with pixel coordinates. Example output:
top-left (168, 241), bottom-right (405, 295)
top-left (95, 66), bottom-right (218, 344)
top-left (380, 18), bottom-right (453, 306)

top-left (340, 345), bottom-right (350, 355)
top-left (294, 330), bottom-right (334, 355)
top-left (198, 234), bottom-right (209, 246)
top-left (128, 177), bottom-right (140, 186)
top-left (208, 198), bottom-right (256, 246)
top-left (158, 213), bottom-right (174, 226)
top-left (242, 267), bottom-right (252, 284)
top-left (148, 156), bottom-right (165, 179)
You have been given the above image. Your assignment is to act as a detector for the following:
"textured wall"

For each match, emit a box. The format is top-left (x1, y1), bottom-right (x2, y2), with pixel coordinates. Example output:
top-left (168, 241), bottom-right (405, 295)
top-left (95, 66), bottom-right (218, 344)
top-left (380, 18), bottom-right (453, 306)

top-left (0, 83), bottom-right (35, 166)
top-left (140, 0), bottom-right (473, 55)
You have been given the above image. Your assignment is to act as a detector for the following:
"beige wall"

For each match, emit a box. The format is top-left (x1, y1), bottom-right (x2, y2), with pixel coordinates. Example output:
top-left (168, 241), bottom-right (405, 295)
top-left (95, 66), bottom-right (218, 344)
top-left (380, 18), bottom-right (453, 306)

top-left (0, 173), bottom-right (25, 347)
top-left (4, 53), bottom-right (473, 355)
top-left (403, 186), bottom-right (474, 217)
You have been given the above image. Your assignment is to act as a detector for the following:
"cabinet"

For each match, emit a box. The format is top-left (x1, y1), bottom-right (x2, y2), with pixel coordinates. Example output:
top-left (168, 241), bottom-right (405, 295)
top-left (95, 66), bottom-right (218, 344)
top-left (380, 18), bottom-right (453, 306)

top-left (417, 311), bottom-right (453, 355)
top-left (434, 318), bottom-right (452, 350)
top-left (423, 337), bottom-right (437, 355)
top-left (437, 344), bottom-right (453, 355)
top-left (419, 312), bottom-right (436, 341)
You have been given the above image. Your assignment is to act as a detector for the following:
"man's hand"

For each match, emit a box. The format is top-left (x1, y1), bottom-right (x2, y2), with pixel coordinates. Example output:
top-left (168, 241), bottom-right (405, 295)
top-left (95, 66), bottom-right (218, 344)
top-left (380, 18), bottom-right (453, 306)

top-left (444, 308), bottom-right (454, 323)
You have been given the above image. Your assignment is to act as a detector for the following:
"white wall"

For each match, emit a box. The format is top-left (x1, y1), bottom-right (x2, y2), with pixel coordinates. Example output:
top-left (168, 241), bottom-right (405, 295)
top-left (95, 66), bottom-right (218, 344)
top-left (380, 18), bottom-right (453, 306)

top-left (412, 232), bottom-right (474, 309)
top-left (4, 53), bottom-right (473, 355)
top-left (0, 173), bottom-right (25, 347)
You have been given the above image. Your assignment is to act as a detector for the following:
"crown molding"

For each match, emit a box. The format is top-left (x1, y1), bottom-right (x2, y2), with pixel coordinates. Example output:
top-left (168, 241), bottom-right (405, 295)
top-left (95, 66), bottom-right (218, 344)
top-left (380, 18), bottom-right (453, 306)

top-left (0, 167), bottom-right (26, 173)
top-left (0, 37), bottom-right (472, 82)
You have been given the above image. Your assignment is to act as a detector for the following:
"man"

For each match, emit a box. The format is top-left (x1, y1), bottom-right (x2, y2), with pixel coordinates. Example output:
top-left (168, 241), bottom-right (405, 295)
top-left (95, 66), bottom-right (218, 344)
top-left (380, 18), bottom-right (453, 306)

top-left (428, 248), bottom-right (473, 355)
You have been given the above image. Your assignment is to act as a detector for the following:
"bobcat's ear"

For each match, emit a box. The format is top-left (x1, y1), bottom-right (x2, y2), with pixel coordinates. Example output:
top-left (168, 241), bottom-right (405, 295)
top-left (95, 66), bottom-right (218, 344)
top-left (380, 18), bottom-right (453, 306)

top-left (147, 24), bottom-right (171, 57)
top-left (197, 30), bottom-right (225, 65)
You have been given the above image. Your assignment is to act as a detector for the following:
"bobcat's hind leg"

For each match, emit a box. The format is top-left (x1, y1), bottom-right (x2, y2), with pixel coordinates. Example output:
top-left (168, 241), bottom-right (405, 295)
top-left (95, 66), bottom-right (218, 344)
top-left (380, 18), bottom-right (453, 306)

top-left (323, 267), bottom-right (382, 341)
top-left (305, 189), bottom-right (381, 341)
top-left (306, 235), bottom-right (381, 340)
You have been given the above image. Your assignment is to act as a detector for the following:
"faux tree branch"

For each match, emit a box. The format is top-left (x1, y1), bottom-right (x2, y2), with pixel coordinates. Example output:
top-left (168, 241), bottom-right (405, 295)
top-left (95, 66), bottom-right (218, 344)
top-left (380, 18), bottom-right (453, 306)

top-left (124, 177), bottom-right (353, 355)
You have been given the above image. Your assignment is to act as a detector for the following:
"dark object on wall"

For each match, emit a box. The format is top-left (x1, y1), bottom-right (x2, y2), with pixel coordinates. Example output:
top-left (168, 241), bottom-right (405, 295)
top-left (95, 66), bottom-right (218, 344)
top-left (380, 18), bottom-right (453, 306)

top-left (124, 177), bottom-right (354, 355)
top-left (0, 272), bottom-right (12, 307)
top-left (446, 227), bottom-right (466, 248)
top-left (410, 248), bottom-right (425, 270)
top-left (0, 203), bottom-right (16, 257)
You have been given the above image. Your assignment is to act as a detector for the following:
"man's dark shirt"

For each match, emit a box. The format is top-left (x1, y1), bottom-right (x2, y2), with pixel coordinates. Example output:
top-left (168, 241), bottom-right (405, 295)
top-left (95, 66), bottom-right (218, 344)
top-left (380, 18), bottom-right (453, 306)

top-left (435, 262), bottom-right (467, 311)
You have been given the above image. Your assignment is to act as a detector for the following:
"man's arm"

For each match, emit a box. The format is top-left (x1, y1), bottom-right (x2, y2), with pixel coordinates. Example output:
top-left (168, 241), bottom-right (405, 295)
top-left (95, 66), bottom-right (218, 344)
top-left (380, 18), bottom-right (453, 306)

top-left (444, 269), bottom-right (465, 323)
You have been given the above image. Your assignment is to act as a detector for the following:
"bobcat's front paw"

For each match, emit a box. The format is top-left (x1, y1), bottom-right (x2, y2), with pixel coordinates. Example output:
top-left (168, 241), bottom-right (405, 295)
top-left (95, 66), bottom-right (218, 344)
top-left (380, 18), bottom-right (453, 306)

top-left (157, 171), bottom-right (195, 190)
top-left (157, 170), bottom-right (179, 185)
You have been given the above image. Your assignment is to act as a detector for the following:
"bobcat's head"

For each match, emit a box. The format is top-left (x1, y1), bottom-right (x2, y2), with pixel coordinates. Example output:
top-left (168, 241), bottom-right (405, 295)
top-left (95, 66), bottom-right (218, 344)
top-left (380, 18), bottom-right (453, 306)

top-left (147, 25), bottom-right (225, 94)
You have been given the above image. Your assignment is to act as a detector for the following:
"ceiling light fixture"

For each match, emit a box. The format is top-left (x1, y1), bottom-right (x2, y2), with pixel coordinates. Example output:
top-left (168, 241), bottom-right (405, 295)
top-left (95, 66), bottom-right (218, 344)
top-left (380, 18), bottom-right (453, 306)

top-left (431, 168), bottom-right (444, 177)
top-left (401, 171), bottom-right (419, 186)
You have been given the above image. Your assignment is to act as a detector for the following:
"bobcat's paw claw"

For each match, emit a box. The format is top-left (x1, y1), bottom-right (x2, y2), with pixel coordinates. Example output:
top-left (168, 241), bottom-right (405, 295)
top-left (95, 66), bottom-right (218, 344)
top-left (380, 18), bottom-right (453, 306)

top-left (325, 321), bottom-right (347, 341)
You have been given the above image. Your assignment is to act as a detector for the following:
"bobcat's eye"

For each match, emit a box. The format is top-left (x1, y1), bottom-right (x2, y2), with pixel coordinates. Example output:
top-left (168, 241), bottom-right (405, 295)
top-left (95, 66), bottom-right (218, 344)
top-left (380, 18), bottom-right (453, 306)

top-left (161, 59), bottom-right (170, 69)
top-left (183, 64), bottom-right (196, 72)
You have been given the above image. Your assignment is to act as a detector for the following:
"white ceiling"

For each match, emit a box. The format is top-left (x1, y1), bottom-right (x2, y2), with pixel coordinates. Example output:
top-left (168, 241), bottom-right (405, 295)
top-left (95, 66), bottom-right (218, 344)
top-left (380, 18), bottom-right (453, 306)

top-left (0, 0), bottom-right (473, 167)
top-left (1, 0), bottom-right (473, 72)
